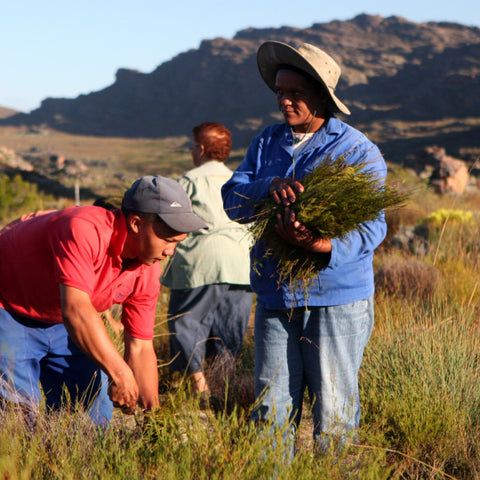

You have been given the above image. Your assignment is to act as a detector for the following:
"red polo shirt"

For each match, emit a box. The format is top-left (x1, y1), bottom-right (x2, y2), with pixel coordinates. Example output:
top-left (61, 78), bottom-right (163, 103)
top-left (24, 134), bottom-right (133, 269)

top-left (0, 206), bottom-right (161, 340)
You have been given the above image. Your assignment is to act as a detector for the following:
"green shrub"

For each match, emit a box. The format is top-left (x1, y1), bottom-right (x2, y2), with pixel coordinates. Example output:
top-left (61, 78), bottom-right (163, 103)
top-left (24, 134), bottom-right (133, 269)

top-left (424, 208), bottom-right (474, 227)
top-left (0, 174), bottom-right (57, 223)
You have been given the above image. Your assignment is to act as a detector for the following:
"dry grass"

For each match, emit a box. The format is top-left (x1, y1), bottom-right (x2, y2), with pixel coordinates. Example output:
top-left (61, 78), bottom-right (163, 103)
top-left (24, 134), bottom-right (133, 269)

top-left (375, 256), bottom-right (440, 300)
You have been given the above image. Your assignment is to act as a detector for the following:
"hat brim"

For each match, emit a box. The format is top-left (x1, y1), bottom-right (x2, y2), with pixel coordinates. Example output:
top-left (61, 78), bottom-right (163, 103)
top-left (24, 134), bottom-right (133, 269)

top-left (257, 41), bottom-right (351, 115)
top-left (158, 212), bottom-right (208, 233)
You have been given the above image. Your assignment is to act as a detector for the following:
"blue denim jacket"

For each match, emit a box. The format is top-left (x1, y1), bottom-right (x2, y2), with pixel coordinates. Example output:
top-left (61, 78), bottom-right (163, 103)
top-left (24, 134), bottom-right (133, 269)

top-left (221, 117), bottom-right (387, 309)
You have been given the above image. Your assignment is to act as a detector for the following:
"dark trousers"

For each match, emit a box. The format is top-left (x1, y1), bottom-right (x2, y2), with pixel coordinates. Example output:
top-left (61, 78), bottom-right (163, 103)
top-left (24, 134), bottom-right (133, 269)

top-left (168, 284), bottom-right (253, 373)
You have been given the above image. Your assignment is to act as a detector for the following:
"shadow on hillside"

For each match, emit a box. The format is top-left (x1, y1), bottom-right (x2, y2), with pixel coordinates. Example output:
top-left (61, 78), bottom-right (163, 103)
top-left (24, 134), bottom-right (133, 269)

top-left (378, 125), bottom-right (480, 166)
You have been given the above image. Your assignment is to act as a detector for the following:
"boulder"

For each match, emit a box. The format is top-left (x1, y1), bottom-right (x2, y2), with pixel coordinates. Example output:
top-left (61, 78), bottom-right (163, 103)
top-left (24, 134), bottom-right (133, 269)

top-left (423, 146), bottom-right (469, 194)
top-left (0, 146), bottom-right (34, 171)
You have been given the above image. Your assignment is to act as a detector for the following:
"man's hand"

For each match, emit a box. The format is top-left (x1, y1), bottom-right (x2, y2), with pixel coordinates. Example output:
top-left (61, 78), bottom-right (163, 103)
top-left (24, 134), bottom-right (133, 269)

top-left (269, 177), bottom-right (304, 206)
top-left (108, 368), bottom-right (139, 415)
top-left (275, 207), bottom-right (332, 253)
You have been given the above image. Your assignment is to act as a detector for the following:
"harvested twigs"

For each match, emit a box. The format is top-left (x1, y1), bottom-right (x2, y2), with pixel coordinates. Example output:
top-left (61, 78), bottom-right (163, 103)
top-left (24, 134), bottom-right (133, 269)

top-left (249, 158), bottom-right (408, 289)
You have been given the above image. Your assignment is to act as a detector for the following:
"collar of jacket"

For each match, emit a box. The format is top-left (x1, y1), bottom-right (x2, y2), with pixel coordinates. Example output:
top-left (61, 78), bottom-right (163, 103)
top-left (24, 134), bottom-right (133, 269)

top-left (278, 116), bottom-right (342, 154)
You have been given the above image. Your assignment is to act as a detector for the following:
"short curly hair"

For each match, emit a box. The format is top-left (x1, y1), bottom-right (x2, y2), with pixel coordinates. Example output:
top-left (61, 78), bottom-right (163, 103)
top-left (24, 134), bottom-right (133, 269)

top-left (192, 122), bottom-right (232, 162)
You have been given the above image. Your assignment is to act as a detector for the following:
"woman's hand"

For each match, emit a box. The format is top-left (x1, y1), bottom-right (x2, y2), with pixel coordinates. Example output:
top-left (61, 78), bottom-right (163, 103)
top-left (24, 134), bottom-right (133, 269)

top-left (275, 207), bottom-right (332, 253)
top-left (269, 177), bottom-right (304, 206)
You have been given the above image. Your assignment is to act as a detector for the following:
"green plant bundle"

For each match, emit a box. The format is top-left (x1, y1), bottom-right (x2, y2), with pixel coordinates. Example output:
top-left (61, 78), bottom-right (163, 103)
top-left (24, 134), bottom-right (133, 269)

top-left (249, 158), bottom-right (408, 288)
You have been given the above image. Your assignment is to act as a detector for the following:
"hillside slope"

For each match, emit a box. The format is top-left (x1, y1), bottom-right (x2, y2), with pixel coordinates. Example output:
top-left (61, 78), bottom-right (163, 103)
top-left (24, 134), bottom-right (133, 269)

top-left (2, 14), bottom-right (480, 159)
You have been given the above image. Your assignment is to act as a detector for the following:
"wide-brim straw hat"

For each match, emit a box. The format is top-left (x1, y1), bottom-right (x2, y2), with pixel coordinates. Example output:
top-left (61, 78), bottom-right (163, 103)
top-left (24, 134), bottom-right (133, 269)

top-left (257, 41), bottom-right (351, 115)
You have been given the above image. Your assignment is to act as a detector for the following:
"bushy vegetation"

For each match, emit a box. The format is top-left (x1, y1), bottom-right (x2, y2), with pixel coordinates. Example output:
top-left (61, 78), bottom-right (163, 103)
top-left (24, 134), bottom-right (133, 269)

top-left (2, 168), bottom-right (480, 478)
top-left (0, 174), bottom-right (58, 224)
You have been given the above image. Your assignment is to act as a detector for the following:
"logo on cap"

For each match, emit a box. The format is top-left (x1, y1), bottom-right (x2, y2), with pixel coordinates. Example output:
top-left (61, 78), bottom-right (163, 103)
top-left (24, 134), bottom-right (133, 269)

top-left (170, 201), bottom-right (182, 207)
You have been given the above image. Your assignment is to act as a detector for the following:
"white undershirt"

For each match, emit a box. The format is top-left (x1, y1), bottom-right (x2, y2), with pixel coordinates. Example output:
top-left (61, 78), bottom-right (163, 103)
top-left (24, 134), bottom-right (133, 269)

top-left (292, 132), bottom-right (314, 156)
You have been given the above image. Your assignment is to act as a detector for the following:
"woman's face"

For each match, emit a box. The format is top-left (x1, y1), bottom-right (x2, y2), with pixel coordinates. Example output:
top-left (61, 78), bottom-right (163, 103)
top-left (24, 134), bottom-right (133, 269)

top-left (274, 68), bottom-right (327, 133)
top-left (190, 137), bottom-right (203, 166)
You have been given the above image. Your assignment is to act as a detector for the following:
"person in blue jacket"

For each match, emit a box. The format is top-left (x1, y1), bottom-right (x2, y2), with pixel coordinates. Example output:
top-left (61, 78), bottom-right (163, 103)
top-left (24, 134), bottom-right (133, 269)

top-left (221, 41), bottom-right (387, 455)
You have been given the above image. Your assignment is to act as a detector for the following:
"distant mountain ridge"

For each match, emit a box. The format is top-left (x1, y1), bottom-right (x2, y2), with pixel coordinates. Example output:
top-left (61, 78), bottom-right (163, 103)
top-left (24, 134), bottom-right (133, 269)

top-left (2, 14), bottom-right (480, 159)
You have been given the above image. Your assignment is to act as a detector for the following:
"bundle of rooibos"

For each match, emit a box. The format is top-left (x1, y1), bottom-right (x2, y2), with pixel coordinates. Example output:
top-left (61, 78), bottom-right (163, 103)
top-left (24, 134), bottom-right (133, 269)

top-left (249, 158), bottom-right (408, 289)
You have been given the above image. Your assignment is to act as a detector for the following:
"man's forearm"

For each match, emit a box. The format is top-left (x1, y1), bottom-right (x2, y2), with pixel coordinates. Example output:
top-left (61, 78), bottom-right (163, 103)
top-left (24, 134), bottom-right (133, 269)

top-left (124, 332), bottom-right (159, 410)
top-left (61, 287), bottom-right (130, 377)
top-left (60, 284), bottom-right (139, 412)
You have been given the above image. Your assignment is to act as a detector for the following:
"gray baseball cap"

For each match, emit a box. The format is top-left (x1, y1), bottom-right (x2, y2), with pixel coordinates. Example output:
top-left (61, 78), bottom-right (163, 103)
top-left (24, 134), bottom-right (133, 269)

top-left (122, 175), bottom-right (208, 233)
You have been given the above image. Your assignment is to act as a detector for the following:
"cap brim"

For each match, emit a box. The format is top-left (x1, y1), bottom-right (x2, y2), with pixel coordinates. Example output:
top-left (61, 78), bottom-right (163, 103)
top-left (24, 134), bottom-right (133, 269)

top-left (257, 41), bottom-right (350, 115)
top-left (158, 212), bottom-right (209, 233)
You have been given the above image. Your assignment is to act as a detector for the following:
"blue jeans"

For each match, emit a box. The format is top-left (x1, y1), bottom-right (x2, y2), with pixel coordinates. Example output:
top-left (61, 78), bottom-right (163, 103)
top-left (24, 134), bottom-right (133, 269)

top-left (252, 297), bottom-right (374, 453)
top-left (0, 308), bottom-right (113, 426)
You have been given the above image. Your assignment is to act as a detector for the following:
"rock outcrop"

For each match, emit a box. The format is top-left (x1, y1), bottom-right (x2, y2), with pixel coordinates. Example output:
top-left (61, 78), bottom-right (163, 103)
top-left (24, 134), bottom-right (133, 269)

top-left (423, 146), bottom-right (470, 194)
top-left (2, 15), bottom-right (480, 155)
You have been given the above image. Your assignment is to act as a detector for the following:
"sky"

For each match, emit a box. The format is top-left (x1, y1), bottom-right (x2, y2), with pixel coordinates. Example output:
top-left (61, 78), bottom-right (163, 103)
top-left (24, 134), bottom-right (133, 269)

top-left (1, 0), bottom-right (479, 113)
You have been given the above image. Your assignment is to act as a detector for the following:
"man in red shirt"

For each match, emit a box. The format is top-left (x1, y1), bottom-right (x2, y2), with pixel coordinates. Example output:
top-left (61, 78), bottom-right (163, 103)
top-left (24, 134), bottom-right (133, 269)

top-left (0, 175), bottom-right (207, 425)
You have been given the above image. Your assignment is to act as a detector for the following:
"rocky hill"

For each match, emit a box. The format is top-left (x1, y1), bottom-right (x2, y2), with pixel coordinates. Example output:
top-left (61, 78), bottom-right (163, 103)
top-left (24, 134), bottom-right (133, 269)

top-left (2, 14), bottom-right (480, 162)
top-left (0, 107), bottom-right (18, 119)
